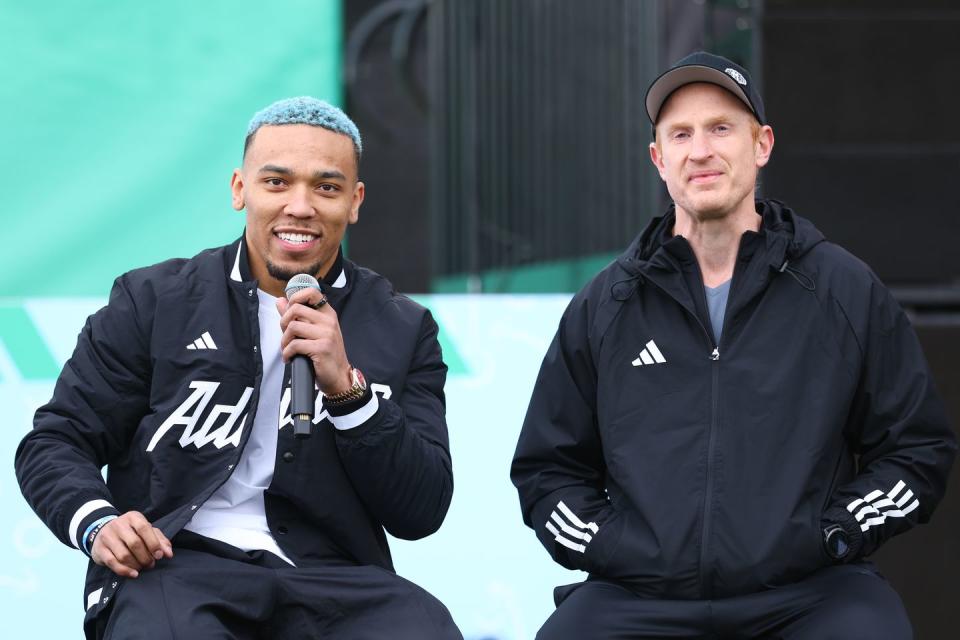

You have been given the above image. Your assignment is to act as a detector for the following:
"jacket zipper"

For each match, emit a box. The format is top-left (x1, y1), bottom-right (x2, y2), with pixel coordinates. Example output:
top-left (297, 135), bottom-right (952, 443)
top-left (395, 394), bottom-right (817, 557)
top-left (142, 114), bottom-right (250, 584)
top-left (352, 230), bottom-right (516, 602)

top-left (642, 275), bottom-right (722, 598)
top-left (700, 345), bottom-right (720, 599)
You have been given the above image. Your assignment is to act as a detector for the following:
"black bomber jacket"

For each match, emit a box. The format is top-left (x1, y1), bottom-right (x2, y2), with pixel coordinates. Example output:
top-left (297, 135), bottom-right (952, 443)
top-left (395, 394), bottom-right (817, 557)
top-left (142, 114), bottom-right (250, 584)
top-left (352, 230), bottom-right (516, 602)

top-left (15, 237), bottom-right (453, 629)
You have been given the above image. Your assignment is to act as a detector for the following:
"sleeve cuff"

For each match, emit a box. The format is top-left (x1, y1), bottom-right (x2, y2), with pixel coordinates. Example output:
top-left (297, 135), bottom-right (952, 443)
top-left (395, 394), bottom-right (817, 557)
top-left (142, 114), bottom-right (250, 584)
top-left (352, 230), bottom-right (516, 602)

top-left (68, 499), bottom-right (121, 551)
top-left (823, 506), bottom-right (864, 562)
top-left (325, 388), bottom-right (378, 430)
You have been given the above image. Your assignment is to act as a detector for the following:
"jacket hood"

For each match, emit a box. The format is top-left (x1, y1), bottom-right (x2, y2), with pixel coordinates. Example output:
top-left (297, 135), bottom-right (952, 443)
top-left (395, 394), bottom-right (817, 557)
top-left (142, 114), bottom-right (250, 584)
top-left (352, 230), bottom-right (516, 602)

top-left (617, 199), bottom-right (825, 276)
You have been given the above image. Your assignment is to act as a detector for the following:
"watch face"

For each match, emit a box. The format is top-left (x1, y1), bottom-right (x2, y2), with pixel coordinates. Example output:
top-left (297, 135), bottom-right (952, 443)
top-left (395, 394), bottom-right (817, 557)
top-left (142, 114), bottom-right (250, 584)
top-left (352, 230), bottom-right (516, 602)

top-left (826, 527), bottom-right (849, 559)
top-left (354, 368), bottom-right (367, 391)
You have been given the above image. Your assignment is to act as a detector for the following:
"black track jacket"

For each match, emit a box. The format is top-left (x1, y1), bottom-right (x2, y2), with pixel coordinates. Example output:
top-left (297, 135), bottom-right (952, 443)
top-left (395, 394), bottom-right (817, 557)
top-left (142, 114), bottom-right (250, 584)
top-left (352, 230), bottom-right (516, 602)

top-left (512, 200), bottom-right (956, 600)
top-left (15, 237), bottom-right (453, 626)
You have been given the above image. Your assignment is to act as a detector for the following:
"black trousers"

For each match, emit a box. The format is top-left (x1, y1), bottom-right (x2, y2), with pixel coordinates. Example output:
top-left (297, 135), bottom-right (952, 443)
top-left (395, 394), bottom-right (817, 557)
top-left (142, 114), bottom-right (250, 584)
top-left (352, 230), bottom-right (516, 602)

top-left (537, 563), bottom-right (912, 640)
top-left (95, 532), bottom-right (462, 640)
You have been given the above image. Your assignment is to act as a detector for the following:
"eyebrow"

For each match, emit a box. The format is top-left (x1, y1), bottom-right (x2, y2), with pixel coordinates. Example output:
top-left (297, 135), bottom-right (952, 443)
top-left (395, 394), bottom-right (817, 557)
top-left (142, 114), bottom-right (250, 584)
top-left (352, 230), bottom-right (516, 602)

top-left (258, 164), bottom-right (293, 175)
top-left (313, 170), bottom-right (347, 181)
top-left (257, 165), bottom-right (347, 181)
top-left (704, 116), bottom-right (734, 128)
top-left (663, 115), bottom-right (735, 134)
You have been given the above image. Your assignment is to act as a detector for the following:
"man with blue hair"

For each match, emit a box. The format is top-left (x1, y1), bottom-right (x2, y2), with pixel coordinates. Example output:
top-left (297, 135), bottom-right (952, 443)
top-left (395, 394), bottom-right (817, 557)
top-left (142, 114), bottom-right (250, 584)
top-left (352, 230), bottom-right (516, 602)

top-left (16, 97), bottom-right (461, 639)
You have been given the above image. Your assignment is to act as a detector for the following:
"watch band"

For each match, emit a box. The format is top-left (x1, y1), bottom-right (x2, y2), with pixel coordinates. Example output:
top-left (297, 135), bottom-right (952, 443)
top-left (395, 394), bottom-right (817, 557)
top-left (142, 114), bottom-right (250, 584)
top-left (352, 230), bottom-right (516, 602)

top-left (324, 367), bottom-right (367, 406)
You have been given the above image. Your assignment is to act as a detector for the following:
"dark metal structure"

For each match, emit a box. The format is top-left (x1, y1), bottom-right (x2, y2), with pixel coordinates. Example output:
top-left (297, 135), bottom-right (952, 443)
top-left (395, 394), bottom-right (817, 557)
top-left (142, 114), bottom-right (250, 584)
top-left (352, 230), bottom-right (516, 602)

top-left (426, 0), bottom-right (756, 292)
top-left (346, 0), bottom-right (757, 293)
top-left (428, 0), bottom-right (663, 291)
top-left (343, 0), bottom-right (433, 293)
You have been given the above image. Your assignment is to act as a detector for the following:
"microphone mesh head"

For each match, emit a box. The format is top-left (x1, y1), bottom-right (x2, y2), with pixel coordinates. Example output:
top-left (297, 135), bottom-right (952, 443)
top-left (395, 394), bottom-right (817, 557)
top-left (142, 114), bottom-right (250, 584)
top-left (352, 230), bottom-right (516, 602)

top-left (284, 273), bottom-right (321, 300)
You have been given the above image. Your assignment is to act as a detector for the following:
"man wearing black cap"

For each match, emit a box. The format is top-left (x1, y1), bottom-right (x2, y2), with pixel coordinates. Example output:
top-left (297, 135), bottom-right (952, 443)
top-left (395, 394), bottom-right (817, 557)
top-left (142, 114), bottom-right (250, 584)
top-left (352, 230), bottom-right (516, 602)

top-left (512, 52), bottom-right (956, 638)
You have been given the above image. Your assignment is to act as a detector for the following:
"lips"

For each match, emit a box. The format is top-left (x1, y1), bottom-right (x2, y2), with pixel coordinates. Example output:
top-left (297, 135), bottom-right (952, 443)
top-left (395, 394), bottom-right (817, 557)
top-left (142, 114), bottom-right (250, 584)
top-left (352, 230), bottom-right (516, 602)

top-left (688, 171), bottom-right (723, 183)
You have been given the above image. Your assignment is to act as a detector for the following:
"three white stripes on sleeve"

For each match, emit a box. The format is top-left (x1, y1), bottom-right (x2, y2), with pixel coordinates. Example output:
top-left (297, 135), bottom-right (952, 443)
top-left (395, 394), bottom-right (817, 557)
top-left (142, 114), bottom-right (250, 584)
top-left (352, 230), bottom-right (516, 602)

top-left (846, 479), bottom-right (919, 532)
top-left (544, 478), bottom-right (918, 556)
top-left (545, 501), bottom-right (599, 554)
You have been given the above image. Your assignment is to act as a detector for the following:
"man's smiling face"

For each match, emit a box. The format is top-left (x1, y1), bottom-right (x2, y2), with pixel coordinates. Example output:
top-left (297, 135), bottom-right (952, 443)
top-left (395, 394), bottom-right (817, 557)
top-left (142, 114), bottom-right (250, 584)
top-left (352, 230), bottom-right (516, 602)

top-left (231, 124), bottom-right (364, 296)
top-left (650, 82), bottom-right (772, 223)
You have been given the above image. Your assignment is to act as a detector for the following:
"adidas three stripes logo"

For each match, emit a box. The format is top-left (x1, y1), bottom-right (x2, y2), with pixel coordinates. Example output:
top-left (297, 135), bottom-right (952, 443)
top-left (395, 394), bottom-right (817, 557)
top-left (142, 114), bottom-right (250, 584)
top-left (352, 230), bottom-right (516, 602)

top-left (545, 501), bottom-right (599, 554)
top-left (632, 340), bottom-right (666, 366)
top-left (186, 331), bottom-right (218, 350)
top-left (846, 479), bottom-right (919, 532)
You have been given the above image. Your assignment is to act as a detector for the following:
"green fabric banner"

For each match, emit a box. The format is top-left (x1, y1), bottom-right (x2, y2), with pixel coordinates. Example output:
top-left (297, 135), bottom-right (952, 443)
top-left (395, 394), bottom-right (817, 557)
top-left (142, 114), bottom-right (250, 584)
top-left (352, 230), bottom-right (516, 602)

top-left (0, 0), bottom-right (343, 297)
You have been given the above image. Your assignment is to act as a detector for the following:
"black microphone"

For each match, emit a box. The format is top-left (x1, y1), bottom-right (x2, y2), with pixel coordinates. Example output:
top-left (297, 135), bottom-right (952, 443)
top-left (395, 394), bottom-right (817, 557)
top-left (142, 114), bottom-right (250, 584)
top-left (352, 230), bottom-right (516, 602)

top-left (285, 274), bottom-right (322, 439)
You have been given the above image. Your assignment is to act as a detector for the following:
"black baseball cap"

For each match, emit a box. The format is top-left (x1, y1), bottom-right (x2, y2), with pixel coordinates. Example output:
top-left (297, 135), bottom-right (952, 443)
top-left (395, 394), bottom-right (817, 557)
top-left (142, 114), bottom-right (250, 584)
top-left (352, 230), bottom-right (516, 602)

top-left (645, 51), bottom-right (765, 126)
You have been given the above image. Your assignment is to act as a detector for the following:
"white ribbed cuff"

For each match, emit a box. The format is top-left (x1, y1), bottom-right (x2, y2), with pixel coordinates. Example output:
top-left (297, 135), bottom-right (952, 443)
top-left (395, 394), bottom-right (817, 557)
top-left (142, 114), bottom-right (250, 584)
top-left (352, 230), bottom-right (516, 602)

top-left (69, 499), bottom-right (115, 549)
top-left (328, 393), bottom-right (379, 430)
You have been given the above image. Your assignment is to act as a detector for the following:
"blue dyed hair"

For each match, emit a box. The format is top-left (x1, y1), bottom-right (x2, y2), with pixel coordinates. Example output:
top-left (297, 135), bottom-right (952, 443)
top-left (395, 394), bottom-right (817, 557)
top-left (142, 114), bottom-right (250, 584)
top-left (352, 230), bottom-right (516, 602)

top-left (244, 97), bottom-right (362, 163)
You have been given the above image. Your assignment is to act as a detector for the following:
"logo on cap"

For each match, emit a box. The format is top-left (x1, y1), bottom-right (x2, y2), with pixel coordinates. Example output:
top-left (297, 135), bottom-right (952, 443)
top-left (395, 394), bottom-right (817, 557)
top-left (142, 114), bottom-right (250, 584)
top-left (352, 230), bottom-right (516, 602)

top-left (724, 68), bottom-right (747, 86)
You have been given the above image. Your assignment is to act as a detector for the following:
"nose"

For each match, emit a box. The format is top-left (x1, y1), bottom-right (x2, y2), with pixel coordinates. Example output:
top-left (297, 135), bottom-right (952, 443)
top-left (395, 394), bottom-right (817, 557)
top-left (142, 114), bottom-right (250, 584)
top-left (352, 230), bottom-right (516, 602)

top-left (283, 185), bottom-right (315, 218)
top-left (689, 130), bottom-right (713, 161)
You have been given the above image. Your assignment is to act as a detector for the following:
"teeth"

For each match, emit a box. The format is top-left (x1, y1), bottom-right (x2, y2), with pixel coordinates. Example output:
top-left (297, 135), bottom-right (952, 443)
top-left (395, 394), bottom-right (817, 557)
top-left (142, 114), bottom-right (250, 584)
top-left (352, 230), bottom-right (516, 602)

top-left (277, 232), bottom-right (315, 244)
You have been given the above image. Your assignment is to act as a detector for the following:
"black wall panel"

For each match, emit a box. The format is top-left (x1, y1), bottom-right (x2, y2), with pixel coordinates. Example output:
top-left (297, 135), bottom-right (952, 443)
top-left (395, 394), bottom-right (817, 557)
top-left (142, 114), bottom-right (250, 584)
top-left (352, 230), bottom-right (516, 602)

top-left (764, 2), bottom-right (960, 636)
top-left (873, 323), bottom-right (960, 639)
top-left (763, 2), bottom-right (960, 285)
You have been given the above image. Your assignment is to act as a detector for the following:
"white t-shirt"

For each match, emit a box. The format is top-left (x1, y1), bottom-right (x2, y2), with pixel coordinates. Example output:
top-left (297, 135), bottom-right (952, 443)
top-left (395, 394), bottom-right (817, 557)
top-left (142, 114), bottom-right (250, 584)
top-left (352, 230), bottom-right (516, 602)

top-left (184, 289), bottom-right (295, 565)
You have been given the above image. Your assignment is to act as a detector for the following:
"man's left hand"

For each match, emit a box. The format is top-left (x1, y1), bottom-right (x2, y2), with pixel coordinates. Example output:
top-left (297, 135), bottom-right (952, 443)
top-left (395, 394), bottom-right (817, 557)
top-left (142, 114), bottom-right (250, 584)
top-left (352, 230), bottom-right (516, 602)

top-left (277, 288), bottom-right (354, 396)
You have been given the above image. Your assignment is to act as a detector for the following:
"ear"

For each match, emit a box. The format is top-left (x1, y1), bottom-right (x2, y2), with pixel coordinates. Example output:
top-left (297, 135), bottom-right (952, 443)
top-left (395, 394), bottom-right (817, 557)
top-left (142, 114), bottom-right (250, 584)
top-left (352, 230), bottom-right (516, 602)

top-left (230, 169), bottom-right (245, 211)
top-left (649, 141), bottom-right (667, 180)
top-left (755, 125), bottom-right (775, 169)
top-left (348, 181), bottom-right (365, 225)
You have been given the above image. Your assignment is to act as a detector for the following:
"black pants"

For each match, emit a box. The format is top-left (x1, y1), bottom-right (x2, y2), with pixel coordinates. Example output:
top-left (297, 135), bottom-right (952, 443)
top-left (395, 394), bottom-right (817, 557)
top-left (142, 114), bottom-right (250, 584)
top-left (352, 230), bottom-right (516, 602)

top-left (96, 533), bottom-right (462, 640)
top-left (537, 563), bottom-right (912, 640)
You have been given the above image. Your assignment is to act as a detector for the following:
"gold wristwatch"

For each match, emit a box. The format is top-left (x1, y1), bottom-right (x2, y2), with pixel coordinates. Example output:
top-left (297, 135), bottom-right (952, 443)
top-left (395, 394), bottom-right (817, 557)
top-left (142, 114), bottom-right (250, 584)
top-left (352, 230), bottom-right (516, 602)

top-left (324, 367), bottom-right (368, 406)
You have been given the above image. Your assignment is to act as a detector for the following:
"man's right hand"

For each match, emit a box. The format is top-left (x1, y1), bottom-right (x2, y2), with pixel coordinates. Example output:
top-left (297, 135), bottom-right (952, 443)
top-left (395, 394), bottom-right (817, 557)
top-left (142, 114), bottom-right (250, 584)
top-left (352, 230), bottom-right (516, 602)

top-left (90, 511), bottom-right (174, 578)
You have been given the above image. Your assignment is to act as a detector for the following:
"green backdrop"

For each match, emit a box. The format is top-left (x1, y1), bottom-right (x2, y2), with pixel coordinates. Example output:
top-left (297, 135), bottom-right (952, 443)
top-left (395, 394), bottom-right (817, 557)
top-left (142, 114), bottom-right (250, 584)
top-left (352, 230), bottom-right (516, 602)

top-left (0, 0), bottom-right (343, 297)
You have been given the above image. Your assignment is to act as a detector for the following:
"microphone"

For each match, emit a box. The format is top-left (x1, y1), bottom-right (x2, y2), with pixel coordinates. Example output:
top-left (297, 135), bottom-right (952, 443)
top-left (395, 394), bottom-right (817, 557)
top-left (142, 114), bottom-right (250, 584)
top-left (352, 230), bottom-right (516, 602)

top-left (284, 274), bottom-right (322, 439)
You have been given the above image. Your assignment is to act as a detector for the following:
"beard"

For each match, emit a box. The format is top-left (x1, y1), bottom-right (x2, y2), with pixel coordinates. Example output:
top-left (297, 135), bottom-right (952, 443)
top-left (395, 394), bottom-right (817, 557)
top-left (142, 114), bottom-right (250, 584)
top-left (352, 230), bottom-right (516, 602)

top-left (266, 258), bottom-right (328, 285)
top-left (675, 181), bottom-right (754, 223)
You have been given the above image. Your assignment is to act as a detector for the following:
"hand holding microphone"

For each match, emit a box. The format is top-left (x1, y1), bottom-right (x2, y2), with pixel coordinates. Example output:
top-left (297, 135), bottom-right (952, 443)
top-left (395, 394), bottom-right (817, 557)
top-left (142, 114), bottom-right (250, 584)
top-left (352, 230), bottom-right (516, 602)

top-left (279, 274), bottom-right (354, 438)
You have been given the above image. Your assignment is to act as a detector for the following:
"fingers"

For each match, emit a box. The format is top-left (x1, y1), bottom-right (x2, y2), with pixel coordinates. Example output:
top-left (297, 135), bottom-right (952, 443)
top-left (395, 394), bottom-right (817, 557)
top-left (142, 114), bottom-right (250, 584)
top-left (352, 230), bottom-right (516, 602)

top-left (153, 527), bottom-right (175, 559)
top-left (288, 287), bottom-right (327, 310)
top-left (277, 297), bottom-right (340, 354)
top-left (275, 286), bottom-right (326, 315)
top-left (279, 324), bottom-right (352, 395)
top-left (94, 545), bottom-right (140, 579)
top-left (280, 319), bottom-right (329, 351)
top-left (279, 319), bottom-right (349, 370)
top-left (131, 514), bottom-right (174, 562)
top-left (90, 511), bottom-right (173, 579)
top-left (277, 295), bottom-right (336, 334)
top-left (118, 522), bottom-right (157, 569)
top-left (274, 288), bottom-right (351, 392)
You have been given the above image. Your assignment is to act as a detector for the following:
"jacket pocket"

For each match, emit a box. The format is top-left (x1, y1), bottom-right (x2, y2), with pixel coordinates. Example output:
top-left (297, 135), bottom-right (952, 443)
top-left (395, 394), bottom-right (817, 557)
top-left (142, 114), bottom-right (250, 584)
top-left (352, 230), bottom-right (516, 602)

top-left (578, 507), bottom-right (626, 576)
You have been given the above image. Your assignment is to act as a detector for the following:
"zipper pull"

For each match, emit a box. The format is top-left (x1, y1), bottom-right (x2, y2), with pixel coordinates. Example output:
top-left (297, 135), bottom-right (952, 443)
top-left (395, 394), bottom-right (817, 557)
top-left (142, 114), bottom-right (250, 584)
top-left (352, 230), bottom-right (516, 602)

top-left (710, 348), bottom-right (720, 361)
